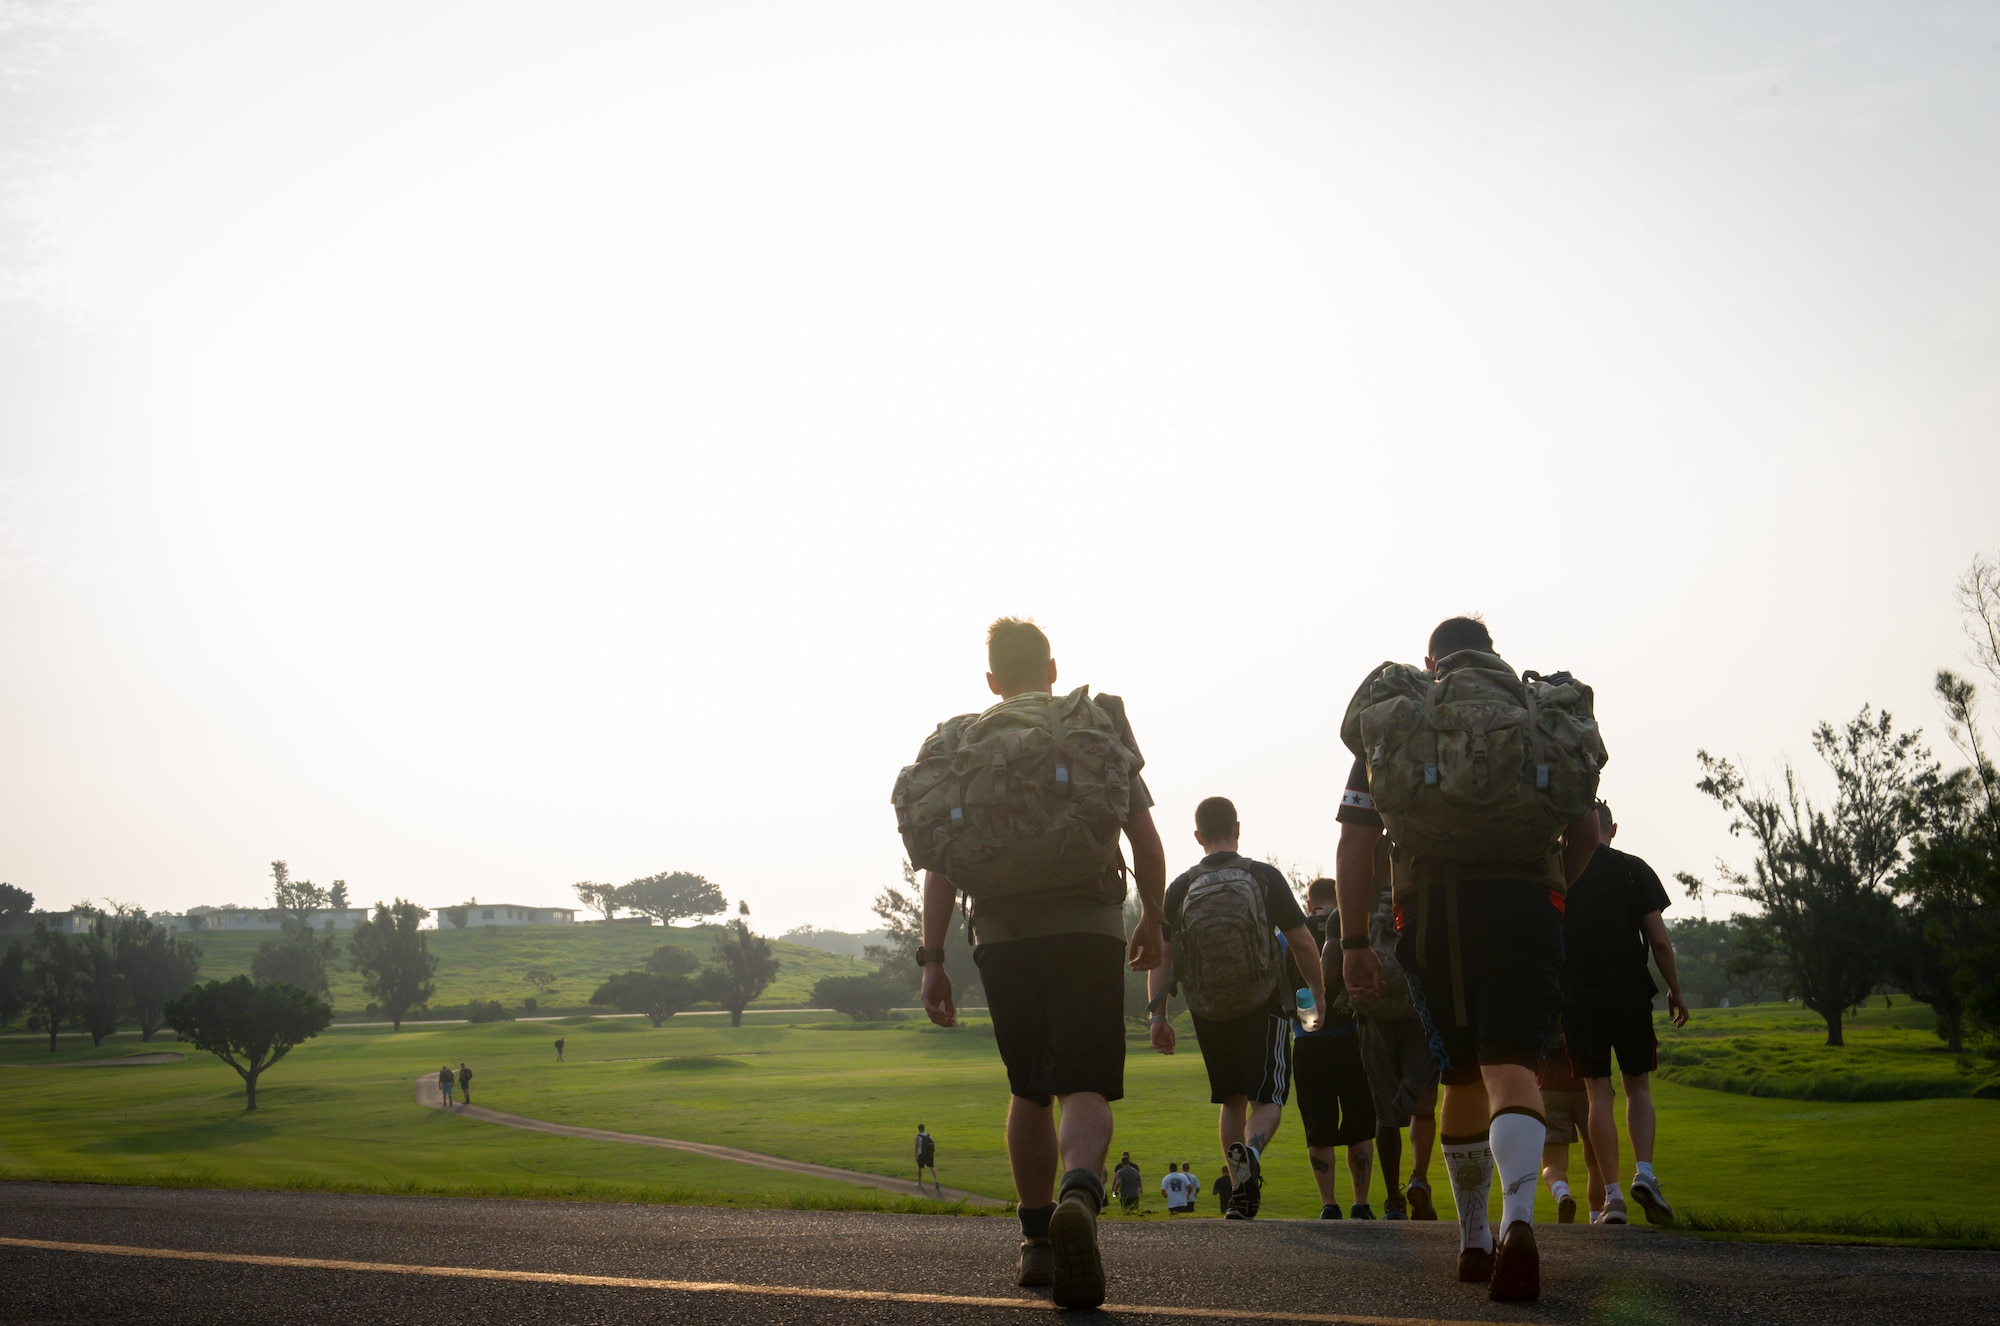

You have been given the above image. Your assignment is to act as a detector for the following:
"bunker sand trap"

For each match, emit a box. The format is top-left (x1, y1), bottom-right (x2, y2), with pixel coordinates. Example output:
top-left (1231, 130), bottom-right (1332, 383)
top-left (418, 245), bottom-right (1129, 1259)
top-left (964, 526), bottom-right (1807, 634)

top-left (412, 1076), bottom-right (1004, 1206)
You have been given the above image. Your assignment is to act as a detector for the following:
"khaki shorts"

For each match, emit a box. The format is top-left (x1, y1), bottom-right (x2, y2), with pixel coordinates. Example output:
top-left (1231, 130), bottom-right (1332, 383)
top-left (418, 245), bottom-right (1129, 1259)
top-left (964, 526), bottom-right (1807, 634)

top-left (1541, 1088), bottom-right (1586, 1146)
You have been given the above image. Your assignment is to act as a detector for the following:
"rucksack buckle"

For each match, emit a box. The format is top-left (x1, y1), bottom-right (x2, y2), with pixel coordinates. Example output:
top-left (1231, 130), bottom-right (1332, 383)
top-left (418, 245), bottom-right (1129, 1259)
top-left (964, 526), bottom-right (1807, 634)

top-left (1535, 764), bottom-right (1550, 789)
top-left (1054, 766), bottom-right (1070, 795)
top-left (1423, 762), bottom-right (1438, 785)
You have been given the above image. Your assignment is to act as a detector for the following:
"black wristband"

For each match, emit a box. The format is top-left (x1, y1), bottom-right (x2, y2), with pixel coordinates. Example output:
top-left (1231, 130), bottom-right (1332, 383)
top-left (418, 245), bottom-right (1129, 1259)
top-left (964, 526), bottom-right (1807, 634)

top-left (916, 947), bottom-right (948, 966)
top-left (1340, 935), bottom-right (1372, 951)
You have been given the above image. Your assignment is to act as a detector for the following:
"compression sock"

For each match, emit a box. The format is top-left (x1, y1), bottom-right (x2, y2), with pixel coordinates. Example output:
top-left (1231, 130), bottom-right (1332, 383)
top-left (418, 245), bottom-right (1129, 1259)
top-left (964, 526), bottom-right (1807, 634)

top-left (1440, 1131), bottom-right (1495, 1254)
top-left (1019, 1203), bottom-right (1055, 1239)
top-left (1547, 1178), bottom-right (1571, 1203)
top-left (1489, 1108), bottom-right (1545, 1231)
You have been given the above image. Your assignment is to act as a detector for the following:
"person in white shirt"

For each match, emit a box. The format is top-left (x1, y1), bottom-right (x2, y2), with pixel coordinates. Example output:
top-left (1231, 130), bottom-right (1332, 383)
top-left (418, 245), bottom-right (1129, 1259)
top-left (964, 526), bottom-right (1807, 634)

top-left (1160, 1166), bottom-right (1192, 1212)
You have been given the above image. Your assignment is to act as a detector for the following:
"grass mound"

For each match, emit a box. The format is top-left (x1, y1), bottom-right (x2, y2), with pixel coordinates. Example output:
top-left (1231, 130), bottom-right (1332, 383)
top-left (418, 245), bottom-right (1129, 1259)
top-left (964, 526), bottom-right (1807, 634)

top-left (1678, 1206), bottom-right (1998, 1249)
top-left (1654, 1007), bottom-right (1998, 1101)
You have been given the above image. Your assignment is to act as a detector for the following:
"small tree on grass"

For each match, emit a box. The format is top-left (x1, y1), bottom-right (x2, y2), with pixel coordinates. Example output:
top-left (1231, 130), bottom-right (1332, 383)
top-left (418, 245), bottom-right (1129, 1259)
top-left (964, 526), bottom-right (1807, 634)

top-left (0, 941), bottom-right (27, 1026)
top-left (590, 971), bottom-right (700, 1026)
top-left (700, 902), bottom-right (780, 1027)
top-left (27, 925), bottom-right (82, 1053)
top-left (76, 919), bottom-right (126, 1046)
top-left (572, 881), bottom-right (620, 923)
top-left (619, 872), bottom-right (727, 927)
top-left (811, 973), bottom-right (901, 1022)
top-left (117, 914), bottom-right (203, 1042)
top-left (524, 966), bottom-right (559, 998)
top-left (349, 900), bottom-right (437, 1031)
top-left (165, 975), bottom-right (332, 1109)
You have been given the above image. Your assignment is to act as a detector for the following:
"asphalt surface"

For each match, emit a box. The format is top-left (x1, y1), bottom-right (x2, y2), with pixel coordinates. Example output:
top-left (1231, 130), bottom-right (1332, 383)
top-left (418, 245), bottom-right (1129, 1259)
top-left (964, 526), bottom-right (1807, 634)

top-left (3, 1183), bottom-right (1996, 1325)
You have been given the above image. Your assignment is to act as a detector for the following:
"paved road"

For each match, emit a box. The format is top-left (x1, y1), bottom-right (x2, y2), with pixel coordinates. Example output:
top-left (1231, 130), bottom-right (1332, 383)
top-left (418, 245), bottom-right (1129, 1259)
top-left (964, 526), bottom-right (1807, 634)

top-left (412, 1074), bottom-right (1003, 1206)
top-left (4, 1183), bottom-right (1996, 1325)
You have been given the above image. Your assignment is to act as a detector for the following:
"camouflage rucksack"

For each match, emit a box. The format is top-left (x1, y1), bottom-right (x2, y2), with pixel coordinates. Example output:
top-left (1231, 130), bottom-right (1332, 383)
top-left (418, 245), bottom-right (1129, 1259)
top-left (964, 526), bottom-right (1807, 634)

top-left (1175, 863), bottom-right (1283, 1022)
top-left (1340, 650), bottom-right (1607, 869)
top-left (892, 687), bottom-right (1138, 903)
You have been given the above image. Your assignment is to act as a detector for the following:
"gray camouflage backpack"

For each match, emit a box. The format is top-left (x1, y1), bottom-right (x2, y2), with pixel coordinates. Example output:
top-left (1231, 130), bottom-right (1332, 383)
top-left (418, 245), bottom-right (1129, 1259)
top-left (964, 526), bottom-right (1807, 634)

top-left (891, 687), bottom-right (1138, 903)
top-left (1175, 864), bottom-right (1283, 1022)
top-left (1340, 650), bottom-right (1607, 867)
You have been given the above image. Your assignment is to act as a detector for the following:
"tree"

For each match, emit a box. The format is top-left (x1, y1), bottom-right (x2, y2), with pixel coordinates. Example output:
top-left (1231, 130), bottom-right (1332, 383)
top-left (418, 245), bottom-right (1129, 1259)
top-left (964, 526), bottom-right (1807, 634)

top-left (590, 970), bottom-right (701, 1026)
top-left (643, 944), bottom-right (701, 978)
top-left (264, 860), bottom-right (329, 928)
top-left (251, 928), bottom-right (335, 998)
top-left (0, 941), bottom-right (27, 1025)
top-left (700, 902), bottom-right (780, 1026)
top-left (164, 975), bottom-right (332, 1109)
top-left (1695, 706), bottom-right (1933, 1045)
top-left (75, 919), bottom-right (126, 1046)
top-left (1723, 914), bottom-right (1790, 1005)
top-left (115, 914), bottom-right (203, 1041)
top-left (868, 861), bottom-right (975, 1004)
top-left (348, 900), bottom-right (437, 1031)
top-left (523, 966), bottom-right (560, 997)
top-left (0, 882), bottom-right (32, 918)
top-left (619, 872), bottom-right (727, 927)
top-left (1663, 916), bottom-right (1737, 1009)
top-left (327, 879), bottom-right (350, 911)
top-left (811, 973), bottom-right (902, 1022)
top-left (572, 882), bottom-right (620, 922)
top-left (27, 925), bottom-right (82, 1053)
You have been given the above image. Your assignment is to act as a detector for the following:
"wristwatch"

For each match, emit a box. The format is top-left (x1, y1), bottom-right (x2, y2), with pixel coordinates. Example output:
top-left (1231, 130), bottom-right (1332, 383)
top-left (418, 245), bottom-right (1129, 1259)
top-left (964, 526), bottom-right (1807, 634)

top-left (1340, 934), bottom-right (1372, 951)
top-left (915, 946), bottom-right (948, 967)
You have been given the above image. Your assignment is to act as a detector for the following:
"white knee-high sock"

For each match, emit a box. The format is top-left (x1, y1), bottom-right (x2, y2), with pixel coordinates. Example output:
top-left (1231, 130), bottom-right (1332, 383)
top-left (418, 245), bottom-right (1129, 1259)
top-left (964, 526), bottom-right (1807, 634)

top-left (1441, 1132), bottom-right (1494, 1254)
top-left (1490, 1110), bottom-right (1544, 1232)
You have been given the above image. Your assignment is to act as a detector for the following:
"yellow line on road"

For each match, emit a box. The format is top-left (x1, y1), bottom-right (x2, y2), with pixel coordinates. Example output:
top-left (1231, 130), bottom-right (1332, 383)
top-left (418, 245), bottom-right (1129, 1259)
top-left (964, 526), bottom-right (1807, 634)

top-left (0, 1235), bottom-right (1486, 1325)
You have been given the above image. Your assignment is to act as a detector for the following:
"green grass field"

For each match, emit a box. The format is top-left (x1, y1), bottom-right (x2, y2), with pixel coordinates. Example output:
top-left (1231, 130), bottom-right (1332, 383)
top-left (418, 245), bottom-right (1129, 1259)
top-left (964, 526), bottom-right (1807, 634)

top-left (185, 921), bottom-right (874, 1018)
top-left (4, 999), bottom-right (1996, 1244)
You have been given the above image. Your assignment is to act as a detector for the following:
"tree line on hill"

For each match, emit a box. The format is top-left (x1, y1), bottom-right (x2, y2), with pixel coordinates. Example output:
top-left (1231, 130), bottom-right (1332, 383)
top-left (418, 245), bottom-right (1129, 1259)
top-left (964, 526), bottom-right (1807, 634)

top-left (571, 871), bottom-right (727, 925)
top-left (1684, 552), bottom-right (2000, 1050)
top-left (588, 899), bottom-right (787, 1027)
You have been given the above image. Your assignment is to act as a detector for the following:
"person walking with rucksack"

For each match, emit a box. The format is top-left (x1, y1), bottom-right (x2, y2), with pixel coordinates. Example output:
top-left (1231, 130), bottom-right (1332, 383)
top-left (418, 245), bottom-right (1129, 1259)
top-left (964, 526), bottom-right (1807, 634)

top-left (1336, 616), bottom-right (1606, 1302)
top-left (436, 1064), bottom-right (455, 1108)
top-left (914, 1124), bottom-right (940, 1192)
top-left (1292, 877), bottom-right (1378, 1219)
top-left (1562, 801), bottom-right (1688, 1226)
top-left (898, 618), bottom-right (1167, 1310)
top-left (457, 1062), bottom-right (473, 1106)
top-left (1146, 797), bottom-right (1326, 1220)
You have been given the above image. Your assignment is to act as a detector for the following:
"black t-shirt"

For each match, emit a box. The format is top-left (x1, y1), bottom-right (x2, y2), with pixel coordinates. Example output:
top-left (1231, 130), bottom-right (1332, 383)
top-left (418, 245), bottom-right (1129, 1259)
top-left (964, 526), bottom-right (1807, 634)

top-left (1335, 755), bottom-right (1383, 829)
top-left (1162, 852), bottom-right (1309, 939)
top-left (1563, 845), bottom-right (1670, 997)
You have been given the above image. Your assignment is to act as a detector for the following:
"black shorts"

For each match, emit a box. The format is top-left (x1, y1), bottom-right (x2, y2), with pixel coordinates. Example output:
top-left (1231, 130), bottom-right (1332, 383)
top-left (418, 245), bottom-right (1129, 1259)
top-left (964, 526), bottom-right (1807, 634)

top-left (1292, 1029), bottom-right (1376, 1147)
top-left (975, 933), bottom-right (1127, 1105)
top-left (1396, 880), bottom-right (1564, 1086)
top-left (1189, 999), bottom-right (1291, 1106)
top-left (1562, 992), bottom-right (1658, 1079)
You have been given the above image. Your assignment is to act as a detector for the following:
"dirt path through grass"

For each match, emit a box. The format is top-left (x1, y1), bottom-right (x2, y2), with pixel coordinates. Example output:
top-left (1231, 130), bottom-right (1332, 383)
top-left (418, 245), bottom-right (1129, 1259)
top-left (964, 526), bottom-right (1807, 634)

top-left (411, 1075), bottom-right (1005, 1207)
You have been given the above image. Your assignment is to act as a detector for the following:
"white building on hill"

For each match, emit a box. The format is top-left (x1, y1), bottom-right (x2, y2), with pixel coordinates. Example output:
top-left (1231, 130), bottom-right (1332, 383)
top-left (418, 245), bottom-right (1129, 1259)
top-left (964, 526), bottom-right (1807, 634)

top-left (434, 899), bottom-right (577, 929)
top-left (186, 907), bottom-right (373, 932)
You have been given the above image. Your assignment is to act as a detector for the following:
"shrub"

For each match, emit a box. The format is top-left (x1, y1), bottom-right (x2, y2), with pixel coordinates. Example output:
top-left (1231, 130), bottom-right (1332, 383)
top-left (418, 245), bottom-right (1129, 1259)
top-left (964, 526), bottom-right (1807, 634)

top-left (466, 1000), bottom-right (512, 1023)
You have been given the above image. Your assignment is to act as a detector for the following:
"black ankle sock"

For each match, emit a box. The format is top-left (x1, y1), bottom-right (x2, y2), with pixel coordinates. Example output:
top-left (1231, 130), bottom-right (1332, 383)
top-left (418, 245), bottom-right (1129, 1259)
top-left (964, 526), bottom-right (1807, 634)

top-left (1019, 1203), bottom-right (1055, 1239)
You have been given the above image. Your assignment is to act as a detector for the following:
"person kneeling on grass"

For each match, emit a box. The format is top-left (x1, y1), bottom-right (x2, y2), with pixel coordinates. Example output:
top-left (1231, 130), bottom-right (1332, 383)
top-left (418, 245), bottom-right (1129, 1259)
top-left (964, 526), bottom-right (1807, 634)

top-left (1147, 796), bottom-right (1327, 1219)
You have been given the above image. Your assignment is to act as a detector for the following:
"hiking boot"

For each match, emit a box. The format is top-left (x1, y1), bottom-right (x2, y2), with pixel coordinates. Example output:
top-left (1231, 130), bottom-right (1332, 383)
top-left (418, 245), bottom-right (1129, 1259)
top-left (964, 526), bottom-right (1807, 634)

top-left (1017, 1238), bottom-right (1054, 1288)
top-left (1321, 1204), bottom-right (1343, 1219)
top-left (1381, 1193), bottom-right (1407, 1220)
top-left (1601, 1195), bottom-right (1628, 1225)
top-left (1489, 1221), bottom-right (1540, 1302)
top-left (1557, 1194), bottom-right (1577, 1224)
top-left (1455, 1246), bottom-right (1494, 1283)
top-left (1630, 1173), bottom-right (1674, 1226)
top-left (1405, 1182), bottom-right (1438, 1221)
top-left (1048, 1173), bottom-right (1106, 1310)
top-left (1348, 1204), bottom-right (1376, 1220)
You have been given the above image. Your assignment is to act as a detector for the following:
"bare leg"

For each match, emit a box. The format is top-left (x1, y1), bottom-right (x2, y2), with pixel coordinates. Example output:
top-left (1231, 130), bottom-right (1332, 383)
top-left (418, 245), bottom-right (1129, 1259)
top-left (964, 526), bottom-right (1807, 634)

top-left (1218, 1095), bottom-right (1249, 1153)
top-left (1346, 1139), bottom-right (1374, 1207)
top-left (1580, 1129), bottom-right (1605, 1214)
top-left (1007, 1096), bottom-right (1059, 1208)
top-left (1057, 1092), bottom-right (1113, 1187)
top-left (1439, 1078), bottom-right (1489, 1136)
top-left (1308, 1146), bottom-right (1341, 1205)
top-left (1583, 1077), bottom-right (1621, 1193)
top-left (1245, 1100), bottom-right (1284, 1154)
top-left (1623, 1073), bottom-right (1655, 1167)
top-left (1541, 1141), bottom-right (1569, 1194)
top-left (1409, 1091), bottom-right (1439, 1190)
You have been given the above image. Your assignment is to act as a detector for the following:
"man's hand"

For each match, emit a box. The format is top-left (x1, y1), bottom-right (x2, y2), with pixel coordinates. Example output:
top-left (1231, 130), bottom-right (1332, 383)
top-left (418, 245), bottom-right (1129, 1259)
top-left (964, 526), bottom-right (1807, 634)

top-left (1342, 946), bottom-right (1384, 1002)
top-left (1666, 988), bottom-right (1690, 1028)
top-left (1149, 1018), bottom-right (1176, 1054)
top-left (1128, 915), bottom-right (1165, 972)
top-left (920, 964), bottom-right (956, 1028)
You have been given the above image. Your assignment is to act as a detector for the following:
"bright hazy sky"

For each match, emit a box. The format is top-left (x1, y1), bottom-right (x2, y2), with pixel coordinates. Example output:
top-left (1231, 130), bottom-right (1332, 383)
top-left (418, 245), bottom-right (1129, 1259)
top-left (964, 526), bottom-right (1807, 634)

top-left (3, 3), bottom-right (1996, 930)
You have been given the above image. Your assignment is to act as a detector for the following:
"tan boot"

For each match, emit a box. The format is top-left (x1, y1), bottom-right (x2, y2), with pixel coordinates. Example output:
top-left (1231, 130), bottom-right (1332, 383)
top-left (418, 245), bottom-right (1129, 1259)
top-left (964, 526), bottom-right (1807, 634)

top-left (1048, 1172), bottom-right (1106, 1310)
top-left (1017, 1237), bottom-right (1054, 1287)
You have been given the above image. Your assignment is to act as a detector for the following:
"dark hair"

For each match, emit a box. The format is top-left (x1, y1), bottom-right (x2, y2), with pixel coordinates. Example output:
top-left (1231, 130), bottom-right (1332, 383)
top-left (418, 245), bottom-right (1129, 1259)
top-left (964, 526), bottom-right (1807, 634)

top-left (1194, 796), bottom-right (1238, 843)
top-left (1595, 801), bottom-right (1613, 830)
top-left (987, 617), bottom-right (1051, 691)
top-left (1306, 876), bottom-right (1338, 905)
top-left (1428, 614), bottom-right (1493, 660)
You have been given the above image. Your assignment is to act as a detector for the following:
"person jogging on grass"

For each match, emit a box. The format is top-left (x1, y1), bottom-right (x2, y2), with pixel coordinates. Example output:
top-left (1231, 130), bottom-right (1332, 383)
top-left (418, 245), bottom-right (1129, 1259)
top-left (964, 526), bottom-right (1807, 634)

top-left (1538, 1032), bottom-right (1600, 1223)
top-left (1292, 876), bottom-right (1378, 1219)
top-left (1561, 801), bottom-right (1688, 1226)
top-left (437, 1064), bottom-right (455, 1107)
top-left (903, 617), bottom-right (1168, 1309)
top-left (1146, 796), bottom-right (1326, 1220)
top-left (1335, 615), bottom-right (1606, 1302)
top-left (915, 1125), bottom-right (940, 1191)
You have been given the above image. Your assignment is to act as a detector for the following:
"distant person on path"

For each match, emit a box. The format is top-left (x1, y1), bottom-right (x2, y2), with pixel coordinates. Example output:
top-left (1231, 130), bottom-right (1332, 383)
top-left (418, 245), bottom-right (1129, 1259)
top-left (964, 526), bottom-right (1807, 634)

top-left (905, 618), bottom-right (1168, 1309)
top-left (1148, 797), bottom-right (1326, 1220)
top-left (1160, 1165), bottom-right (1192, 1213)
top-left (437, 1065), bottom-right (455, 1107)
top-left (1336, 616), bottom-right (1607, 1301)
top-left (1538, 1034), bottom-right (1600, 1223)
top-left (1561, 801), bottom-right (1688, 1226)
top-left (1112, 1154), bottom-right (1142, 1213)
top-left (457, 1062), bottom-right (473, 1106)
top-left (915, 1125), bottom-right (939, 1191)
top-left (1292, 876), bottom-right (1378, 1219)
top-left (554, 1037), bottom-right (565, 1062)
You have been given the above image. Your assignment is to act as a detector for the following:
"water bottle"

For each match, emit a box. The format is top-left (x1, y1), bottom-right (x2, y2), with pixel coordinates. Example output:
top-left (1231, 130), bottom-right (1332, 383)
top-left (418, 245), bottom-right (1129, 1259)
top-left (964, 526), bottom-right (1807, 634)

top-left (1295, 987), bottom-right (1314, 1011)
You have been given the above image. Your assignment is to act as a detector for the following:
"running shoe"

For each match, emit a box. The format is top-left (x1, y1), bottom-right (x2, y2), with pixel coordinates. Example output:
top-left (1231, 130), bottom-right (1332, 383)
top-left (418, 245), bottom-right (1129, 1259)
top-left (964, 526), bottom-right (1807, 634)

top-left (1601, 1195), bottom-right (1628, 1225)
top-left (1381, 1193), bottom-right (1408, 1220)
top-left (1048, 1184), bottom-right (1105, 1308)
top-left (1489, 1221), bottom-right (1540, 1302)
top-left (1321, 1204), bottom-right (1343, 1220)
top-left (1455, 1246), bottom-right (1494, 1284)
top-left (1557, 1194), bottom-right (1577, 1224)
top-left (1348, 1204), bottom-right (1376, 1220)
top-left (1225, 1177), bottom-right (1262, 1220)
top-left (1630, 1173), bottom-right (1674, 1226)
top-left (1405, 1181), bottom-right (1438, 1221)
top-left (1016, 1238), bottom-right (1054, 1287)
